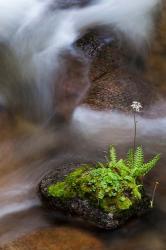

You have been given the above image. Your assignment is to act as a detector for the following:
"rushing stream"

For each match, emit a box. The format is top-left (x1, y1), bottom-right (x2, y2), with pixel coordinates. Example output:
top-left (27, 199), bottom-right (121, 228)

top-left (0, 104), bottom-right (165, 248)
top-left (0, 0), bottom-right (165, 249)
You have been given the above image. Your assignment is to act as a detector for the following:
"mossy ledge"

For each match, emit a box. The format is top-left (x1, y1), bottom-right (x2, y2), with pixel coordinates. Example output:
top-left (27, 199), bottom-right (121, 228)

top-left (39, 170), bottom-right (150, 230)
top-left (39, 146), bottom-right (159, 229)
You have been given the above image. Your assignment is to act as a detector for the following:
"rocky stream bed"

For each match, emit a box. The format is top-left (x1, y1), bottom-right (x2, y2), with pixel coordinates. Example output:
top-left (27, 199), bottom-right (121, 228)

top-left (0, 1), bottom-right (166, 250)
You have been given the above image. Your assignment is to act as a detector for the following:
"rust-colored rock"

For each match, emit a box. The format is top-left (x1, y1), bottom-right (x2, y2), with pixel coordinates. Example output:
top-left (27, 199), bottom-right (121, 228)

top-left (0, 227), bottom-right (103, 250)
top-left (144, 1), bottom-right (166, 96)
top-left (78, 34), bottom-right (157, 112)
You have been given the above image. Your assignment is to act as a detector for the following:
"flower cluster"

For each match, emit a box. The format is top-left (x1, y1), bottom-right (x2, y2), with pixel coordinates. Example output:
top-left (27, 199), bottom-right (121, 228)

top-left (131, 101), bottom-right (143, 112)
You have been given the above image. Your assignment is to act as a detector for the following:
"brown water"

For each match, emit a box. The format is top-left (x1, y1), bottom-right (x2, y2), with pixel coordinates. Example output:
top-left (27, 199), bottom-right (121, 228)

top-left (0, 1), bottom-right (165, 248)
top-left (0, 102), bottom-right (165, 249)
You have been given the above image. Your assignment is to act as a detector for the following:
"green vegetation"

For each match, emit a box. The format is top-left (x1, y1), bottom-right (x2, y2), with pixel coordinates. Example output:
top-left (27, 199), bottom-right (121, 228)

top-left (48, 146), bottom-right (160, 213)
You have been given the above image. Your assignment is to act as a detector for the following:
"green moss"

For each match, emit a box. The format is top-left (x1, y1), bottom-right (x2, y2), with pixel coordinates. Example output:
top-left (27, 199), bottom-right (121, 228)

top-left (48, 182), bottom-right (71, 198)
top-left (48, 146), bottom-right (160, 213)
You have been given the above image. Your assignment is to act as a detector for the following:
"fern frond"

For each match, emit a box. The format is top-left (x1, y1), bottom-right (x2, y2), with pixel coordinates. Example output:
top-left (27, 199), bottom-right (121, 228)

top-left (96, 162), bottom-right (105, 168)
top-left (133, 146), bottom-right (144, 168)
top-left (108, 145), bottom-right (117, 166)
top-left (132, 154), bottom-right (160, 177)
top-left (126, 148), bottom-right (134, 168)
top-left (116, 159), bottom-right (130, 176)
top-left (142, 154), bottom-right (160, 175)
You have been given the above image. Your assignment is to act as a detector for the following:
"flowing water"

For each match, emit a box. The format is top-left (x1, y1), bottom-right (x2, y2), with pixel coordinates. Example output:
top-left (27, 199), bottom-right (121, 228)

top-left (0, 105), bottom-right (165, 248)
top-left (0, 0), bottom-right (165, 249)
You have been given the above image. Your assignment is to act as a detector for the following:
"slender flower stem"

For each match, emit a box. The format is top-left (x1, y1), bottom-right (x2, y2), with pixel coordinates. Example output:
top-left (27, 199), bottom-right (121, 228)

top-left (150, 181), bottom-right (159, 208)
top-left (132, 111), bottom-right (137, 167)
top-left (133, 111), bottom-right (137, 152)
top-left (131, 102), bottom-right (143, 178)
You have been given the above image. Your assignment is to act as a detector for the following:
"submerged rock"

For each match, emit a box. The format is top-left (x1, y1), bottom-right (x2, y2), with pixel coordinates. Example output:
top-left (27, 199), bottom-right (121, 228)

top-left (39, 169), bottom-right (151, 230)
top-left (0, 227), bottom-right (103, 250)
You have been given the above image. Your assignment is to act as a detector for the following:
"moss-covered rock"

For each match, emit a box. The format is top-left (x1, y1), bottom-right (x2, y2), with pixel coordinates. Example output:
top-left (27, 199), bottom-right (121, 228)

top-left (47, 165), bottom-right (140, 213)
top-left (39, 171), bottom-right (150, 230)
top-left (39, 146), bottom-right (159, 229)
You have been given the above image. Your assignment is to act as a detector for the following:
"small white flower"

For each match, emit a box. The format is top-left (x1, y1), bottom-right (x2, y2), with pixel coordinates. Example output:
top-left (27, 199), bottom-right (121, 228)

top-left (131, 101), bottom-right (143, 112)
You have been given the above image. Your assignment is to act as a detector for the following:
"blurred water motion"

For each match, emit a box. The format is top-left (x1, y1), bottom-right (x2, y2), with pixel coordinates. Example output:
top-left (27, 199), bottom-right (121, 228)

top-left (0, 0), bottom-right (165, 249)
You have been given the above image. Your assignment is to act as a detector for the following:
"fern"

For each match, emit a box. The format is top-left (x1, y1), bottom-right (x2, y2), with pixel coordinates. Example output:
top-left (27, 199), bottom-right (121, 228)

top-left (108, 145), bottom-right (117, 167)
top-left (126, 148), bottom-right (134, 168)
top-left (96, 162), bottom-right (105, 168)
top-left (135, 154), bottom-right (160, 176)
top-left (116, 159), bottom-right (130, 176)
top-left (133, 146), bottom-right (144, 168)
top-left (107, 145), bottom-right (159, 178)
top-left (48, 145), bottom-right (160, 214)
top-left (132, 154), bottom-right (160, 177)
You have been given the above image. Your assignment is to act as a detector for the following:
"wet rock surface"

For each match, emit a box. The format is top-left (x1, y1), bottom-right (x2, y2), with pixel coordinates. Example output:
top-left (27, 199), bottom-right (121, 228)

top-left (0, 227), bottom-right (103, 250)
top-left (39, 167), bottom-right (151, 230)
top-left (77, 32), bottom-right (157, 112)
top-left (144, 1), bottom-right (166, 96)
top-left (1, 2), bottom-right (166, 250)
